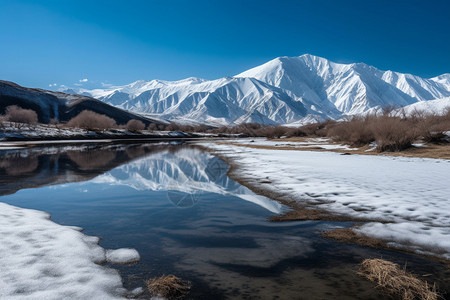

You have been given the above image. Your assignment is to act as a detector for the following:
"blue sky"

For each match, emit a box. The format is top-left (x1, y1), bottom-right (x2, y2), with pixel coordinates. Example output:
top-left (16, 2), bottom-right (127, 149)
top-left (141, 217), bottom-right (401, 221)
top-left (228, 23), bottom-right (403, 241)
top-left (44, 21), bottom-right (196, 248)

top-left (1, 0), bottom-right (449, 89)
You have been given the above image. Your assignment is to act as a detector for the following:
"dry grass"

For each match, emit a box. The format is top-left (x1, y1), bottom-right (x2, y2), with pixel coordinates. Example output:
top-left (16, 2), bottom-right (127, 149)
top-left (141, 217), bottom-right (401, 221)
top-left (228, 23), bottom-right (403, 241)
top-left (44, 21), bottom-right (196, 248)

top-left (322, 228), bottom-right (388, 249)
top-left (146, 275), bottom-right (191, 299)
top-left (358, 258), bottom-right (439, 300)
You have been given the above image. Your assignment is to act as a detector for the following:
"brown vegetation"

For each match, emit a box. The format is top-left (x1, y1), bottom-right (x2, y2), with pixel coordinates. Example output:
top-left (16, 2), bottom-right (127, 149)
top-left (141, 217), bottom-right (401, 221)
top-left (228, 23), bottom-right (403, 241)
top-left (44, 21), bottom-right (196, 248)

top-left (146, 275), bottom-right (191, 299)
top-left (66, 110), bottom-right (117, 130)
top-left (3, 105), bottom-right (38, 125)
top-left (125, 119), bottom-right (145, 132)
top-left (166, 109), bottom-right (449, 153)
top-left (321, 228), bottom-right (387, 249)
top-left (325, 110), bottom-right (450, 152)
top-left (358, 258), bottom-right (438, 300)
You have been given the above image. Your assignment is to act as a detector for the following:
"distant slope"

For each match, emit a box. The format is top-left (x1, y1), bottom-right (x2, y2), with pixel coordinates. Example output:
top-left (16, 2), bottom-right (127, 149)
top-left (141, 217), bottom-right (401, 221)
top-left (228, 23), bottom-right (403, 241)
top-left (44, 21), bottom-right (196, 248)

top-left (237, 54), bottom-right (450, 115)
top-left (0, 80), bottom-right (163, 125)
top-left (59, 54), bottom-right (450, 125)
top-left (66, 77), bottom-right (308, 125)
top-left (395, 97), bottom-right (450, 116)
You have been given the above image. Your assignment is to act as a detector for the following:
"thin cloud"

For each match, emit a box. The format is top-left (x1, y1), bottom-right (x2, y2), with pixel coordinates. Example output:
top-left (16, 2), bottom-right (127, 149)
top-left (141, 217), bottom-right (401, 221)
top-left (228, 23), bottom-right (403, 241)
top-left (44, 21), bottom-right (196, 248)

top-left (79, 78), bottom-right (88, 83)
top-left (101, 82), bottom-right (113, 87)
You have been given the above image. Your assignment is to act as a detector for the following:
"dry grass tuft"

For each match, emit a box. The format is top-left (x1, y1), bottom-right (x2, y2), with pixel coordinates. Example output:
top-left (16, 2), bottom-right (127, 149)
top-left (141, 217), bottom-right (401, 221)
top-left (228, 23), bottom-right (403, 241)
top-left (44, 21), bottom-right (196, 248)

top-left (146, 275), bottom-right (191, 299)
top-left (358, 258), bottom-right (439, 300)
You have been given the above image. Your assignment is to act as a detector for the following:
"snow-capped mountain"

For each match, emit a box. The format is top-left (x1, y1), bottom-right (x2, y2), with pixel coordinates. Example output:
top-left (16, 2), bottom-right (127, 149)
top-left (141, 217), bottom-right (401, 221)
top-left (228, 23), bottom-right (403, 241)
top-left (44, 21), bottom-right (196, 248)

top-left (394, 97), bottom-right (450, 116)
top-left (70, 77), bottom-right (308, 125)
top-left (65, 54), bottom-right (450, 125)
top-left (237, 55), bottom-right (450, 115)
top-left (0, 80), bottom-right (162, 125)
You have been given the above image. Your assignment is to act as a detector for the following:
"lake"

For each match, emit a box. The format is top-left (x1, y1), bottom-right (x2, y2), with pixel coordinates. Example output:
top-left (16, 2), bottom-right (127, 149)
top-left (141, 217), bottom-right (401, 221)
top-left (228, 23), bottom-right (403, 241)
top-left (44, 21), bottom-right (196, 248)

top-left (0, 142), bottom-right (448, 299)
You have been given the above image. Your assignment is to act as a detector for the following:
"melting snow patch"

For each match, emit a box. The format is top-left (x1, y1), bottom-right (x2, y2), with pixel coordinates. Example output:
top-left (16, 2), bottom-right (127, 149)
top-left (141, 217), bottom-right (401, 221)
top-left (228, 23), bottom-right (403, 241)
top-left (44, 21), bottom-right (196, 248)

top-left (0, 202), bottom-right (140, 299)
top-left (106, 249), bottom-right (140, 264)
top-left (203, 142), bottom-right (450, 259)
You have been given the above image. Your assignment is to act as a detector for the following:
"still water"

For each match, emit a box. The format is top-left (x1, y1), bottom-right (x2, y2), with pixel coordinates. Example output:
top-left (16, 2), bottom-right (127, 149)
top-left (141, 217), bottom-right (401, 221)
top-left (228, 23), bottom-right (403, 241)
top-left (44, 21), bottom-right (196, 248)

top-left (0, 142), bottom-right (448, 299)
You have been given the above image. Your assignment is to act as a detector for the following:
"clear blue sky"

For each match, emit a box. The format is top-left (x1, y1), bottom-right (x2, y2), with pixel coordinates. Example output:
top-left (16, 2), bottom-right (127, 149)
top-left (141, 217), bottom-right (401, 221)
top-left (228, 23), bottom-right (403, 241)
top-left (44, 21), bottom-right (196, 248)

top-left (1, 0), bottom-right (449, 89)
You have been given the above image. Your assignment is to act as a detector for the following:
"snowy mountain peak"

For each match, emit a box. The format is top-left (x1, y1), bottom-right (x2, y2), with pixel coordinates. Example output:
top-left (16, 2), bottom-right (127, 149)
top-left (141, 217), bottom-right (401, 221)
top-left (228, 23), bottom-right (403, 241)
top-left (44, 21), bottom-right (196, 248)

top-left (62, 54), bottom-right (449, 125)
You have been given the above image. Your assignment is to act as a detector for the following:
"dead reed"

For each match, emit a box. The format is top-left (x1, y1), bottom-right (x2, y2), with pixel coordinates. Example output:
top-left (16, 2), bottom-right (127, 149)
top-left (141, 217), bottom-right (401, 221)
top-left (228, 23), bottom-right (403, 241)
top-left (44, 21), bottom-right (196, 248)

top-left (358, 258), bottom-right (439, 300)
top-left (146, 274), bottom-right (191, 299)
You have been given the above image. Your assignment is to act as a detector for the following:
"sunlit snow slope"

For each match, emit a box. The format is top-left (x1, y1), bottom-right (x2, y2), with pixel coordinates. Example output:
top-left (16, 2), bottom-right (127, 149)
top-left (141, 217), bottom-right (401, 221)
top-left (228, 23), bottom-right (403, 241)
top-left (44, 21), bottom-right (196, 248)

top-left (66, 54), bottom-right (450, 125)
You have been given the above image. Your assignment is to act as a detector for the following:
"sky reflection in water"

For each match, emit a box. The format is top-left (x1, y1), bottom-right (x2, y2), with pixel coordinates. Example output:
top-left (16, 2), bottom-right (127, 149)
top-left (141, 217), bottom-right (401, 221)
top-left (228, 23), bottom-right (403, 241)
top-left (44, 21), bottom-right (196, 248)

top-left (0, 143), bottom-right (447, 299)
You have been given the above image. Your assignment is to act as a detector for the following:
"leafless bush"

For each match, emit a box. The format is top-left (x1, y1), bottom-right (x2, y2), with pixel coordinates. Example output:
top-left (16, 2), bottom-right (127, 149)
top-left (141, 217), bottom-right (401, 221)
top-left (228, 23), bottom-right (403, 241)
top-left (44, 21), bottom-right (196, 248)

top-left (147, 123), bottom-right (158, 131)
top-left (126, 119), bottom-right (145, 132)
top-left (66, 110), bottom-right (117, 130)
top-left (259, 126), bottom-right (289, 138)
top-left (285, 127), bottom-right (307, 137)
top-left (327, 116), bottom-right (375, 146)
top-left (415, 109), bottom-right (450, 143)
top-left (297, 120), bottom-right (336, 136)
top-left (372, 116), bottom-right (417, 152)
top-left (4, 105), bottom-right (38, 125)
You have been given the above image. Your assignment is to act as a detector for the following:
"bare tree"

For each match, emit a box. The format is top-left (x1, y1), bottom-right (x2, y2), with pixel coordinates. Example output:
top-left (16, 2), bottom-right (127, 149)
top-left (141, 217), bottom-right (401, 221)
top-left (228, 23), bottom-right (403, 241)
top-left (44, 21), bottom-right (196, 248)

top-left (126, 119), bottom-right (145, 132)
top-left (4, 105), bottom-right (38, 125)
top-left (67, 110), bottom-right (117, 130)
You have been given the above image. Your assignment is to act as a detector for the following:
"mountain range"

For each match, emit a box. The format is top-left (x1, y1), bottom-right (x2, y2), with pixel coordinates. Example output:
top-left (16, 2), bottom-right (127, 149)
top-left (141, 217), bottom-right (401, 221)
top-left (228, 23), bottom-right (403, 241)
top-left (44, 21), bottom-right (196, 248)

top-left (0, 80), bottom-right (162, 125)
top-left (64, 54), bottom-right (450, 125)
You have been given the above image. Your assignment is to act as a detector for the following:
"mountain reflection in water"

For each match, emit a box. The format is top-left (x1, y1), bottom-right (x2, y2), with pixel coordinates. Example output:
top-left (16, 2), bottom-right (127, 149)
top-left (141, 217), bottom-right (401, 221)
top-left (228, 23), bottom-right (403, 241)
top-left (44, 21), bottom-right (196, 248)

top-left (0, 143), bottom-right (282, 213)
top-left (1, 143), bottom-right (448, 300)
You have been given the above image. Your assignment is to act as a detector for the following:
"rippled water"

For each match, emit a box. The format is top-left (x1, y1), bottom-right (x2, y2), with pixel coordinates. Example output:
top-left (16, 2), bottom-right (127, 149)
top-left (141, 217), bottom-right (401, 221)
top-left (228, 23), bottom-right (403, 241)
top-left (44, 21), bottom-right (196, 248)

top-left (0, 142), bottom-right (448, 299)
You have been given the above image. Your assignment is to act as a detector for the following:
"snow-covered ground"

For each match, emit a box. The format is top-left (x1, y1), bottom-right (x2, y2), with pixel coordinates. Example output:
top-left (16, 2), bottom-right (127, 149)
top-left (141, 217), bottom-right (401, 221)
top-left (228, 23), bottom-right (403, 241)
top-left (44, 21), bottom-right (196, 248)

top-left (0, 202), bottom-right (141, 299)
top-left (202, 141), bottom-right (450, 259)
top-left (233, 137), bottom-right (358, 151)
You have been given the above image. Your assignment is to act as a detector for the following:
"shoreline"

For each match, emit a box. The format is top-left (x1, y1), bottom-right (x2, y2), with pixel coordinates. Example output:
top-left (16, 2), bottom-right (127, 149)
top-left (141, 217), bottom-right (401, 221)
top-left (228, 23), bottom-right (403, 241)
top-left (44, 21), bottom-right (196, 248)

top-left (198, 140), bottom-right (450, 265)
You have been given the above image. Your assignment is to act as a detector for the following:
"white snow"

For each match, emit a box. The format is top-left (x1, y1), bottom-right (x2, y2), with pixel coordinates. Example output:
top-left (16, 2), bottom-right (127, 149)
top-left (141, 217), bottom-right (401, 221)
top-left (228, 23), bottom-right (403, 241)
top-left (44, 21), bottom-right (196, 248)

top-left (203, 142), bottom-right (450, 259)
top-left (0, 202), bottom-right (140, 299)
top-left (394, 97), bottom-right (450, 116)
top-left (236, 137), bottom-right (357, 151)
top-left (106, 249), bottom-right (140, 264)
top-left (68, 54), bottom-right (450, 125)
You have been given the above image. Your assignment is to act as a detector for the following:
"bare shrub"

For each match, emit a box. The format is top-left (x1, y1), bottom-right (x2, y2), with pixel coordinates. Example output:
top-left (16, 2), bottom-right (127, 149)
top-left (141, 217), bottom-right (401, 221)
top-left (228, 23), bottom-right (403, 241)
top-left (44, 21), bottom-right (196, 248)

top-left (165, 123), bottom-right (181, 131)
top-left (146, 275), bottom-right (191, 299)
top-left (358, 258), bottom-right (438, 300)
top-left (147, 123), bottom-right (158, 131)
top-left (298, 120), bottom-right (336, 136)
top-left (327, 116), bottom-right (375, 146)
top-left (372, 116), bottom-right (417, 152)
top-left (67, 110), bottom-right (117, 130)
top-left (126, 119), bottom-right (145, 132)
top-left (285, 127), bottom-right (307, 137)
top-left (4, 105), bottom-right (38, 124)
top-left (261, 126), bottom-right (289, 139)
top-left (416, 109), bottom-right (450, 143)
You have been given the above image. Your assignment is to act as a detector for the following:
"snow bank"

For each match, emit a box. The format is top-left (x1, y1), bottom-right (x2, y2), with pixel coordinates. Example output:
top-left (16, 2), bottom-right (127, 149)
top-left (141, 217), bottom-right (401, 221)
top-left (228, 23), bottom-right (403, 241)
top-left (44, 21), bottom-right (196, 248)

top-left (234, 137), bottom-right (357, 150)
top-left (0, 202), bottom-right (140, 299)
top-left (203, 142), bottom-right (450, 259)
top-left (106, 249), bottom-right (140, 264)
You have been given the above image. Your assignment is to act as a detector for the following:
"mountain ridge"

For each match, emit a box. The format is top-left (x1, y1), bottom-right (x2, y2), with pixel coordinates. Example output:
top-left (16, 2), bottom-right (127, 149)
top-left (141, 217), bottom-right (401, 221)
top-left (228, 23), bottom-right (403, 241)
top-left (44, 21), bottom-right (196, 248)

top-left (57, 54), bottom-right (450, 125)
